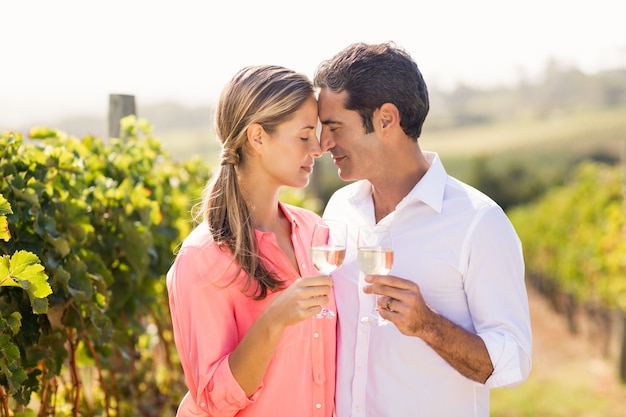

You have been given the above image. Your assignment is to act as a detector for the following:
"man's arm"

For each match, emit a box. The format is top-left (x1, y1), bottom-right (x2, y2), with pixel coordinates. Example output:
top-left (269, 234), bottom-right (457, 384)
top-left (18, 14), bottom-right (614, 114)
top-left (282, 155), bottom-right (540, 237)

top-left (364, 274), bottom-right (493, 383)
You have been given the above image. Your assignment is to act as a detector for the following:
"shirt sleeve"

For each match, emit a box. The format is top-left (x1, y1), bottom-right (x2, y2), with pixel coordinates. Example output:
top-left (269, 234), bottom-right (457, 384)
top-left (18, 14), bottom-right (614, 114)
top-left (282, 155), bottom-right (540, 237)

top-left (167, 244), bottom-right (262, 416)
top-left (463, 206), bottom-right (533, 388)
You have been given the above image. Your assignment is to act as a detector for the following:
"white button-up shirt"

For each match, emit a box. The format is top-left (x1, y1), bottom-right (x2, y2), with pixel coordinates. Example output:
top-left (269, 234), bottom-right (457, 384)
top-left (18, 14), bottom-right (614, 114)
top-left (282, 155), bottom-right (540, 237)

top-left (324, 152), bottom-right (532, 417)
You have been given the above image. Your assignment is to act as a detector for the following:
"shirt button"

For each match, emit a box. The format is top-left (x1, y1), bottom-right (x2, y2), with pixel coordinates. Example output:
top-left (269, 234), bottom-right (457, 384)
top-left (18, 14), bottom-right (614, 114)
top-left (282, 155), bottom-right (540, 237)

top-left (301, 263), bottom-right (306, 269)
top-left (355, 405), bottom-right (362, 412)
top-left (357, 365), bottom-right (364, 373)
top-left (200, 402), bottom-right (206, 408)
top-left (315, 403), bottom-right (322, 409)
top-left (313, 332), bottom-right (319, 338)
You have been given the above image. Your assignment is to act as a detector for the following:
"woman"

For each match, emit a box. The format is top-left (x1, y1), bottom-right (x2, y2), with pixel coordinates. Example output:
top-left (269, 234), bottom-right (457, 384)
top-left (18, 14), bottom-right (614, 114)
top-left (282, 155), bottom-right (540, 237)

top-left (166, 65), bottom-right (336, 417)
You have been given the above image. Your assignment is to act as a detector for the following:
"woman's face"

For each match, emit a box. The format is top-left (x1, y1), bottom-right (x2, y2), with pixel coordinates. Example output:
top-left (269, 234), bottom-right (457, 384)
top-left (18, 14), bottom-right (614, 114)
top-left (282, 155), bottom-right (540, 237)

top-left (259, 96), bottom-right (322, 189)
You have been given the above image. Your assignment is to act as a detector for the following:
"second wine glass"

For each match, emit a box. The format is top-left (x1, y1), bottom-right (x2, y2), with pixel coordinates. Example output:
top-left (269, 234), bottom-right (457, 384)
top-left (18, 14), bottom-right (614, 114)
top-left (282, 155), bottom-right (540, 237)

top-left (357, 224), bottom-right (394, 326)
top-left (310, 219), bottom-right (347, 319)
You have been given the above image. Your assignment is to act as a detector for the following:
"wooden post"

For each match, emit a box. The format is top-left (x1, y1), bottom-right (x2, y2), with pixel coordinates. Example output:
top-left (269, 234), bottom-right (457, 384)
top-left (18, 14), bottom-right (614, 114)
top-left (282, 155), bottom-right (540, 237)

top-left (108, 94), bottom-right (136, 139)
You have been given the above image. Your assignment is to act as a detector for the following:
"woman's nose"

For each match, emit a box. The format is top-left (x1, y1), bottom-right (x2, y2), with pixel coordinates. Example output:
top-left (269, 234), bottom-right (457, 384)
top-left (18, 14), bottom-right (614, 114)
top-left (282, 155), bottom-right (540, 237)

top-left (311, 133), bottom-right (322, 158)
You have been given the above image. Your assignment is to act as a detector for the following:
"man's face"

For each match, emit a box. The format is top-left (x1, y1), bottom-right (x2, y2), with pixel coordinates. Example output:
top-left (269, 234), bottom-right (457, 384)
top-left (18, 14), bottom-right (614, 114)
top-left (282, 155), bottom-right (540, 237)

top-left (317, 88), bottom-right (380, 182)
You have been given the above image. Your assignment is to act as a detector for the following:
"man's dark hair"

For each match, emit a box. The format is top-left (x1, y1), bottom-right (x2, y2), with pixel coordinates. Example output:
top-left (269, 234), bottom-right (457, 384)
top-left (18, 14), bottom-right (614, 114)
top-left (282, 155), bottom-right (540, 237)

top-left (314, 41), bottom-right (429, 140)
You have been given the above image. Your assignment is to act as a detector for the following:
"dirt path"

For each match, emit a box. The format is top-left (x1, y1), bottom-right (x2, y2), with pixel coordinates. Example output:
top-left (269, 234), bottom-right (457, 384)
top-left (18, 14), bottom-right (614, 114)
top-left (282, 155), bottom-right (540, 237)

top-left (521, 285), bottom-right (626, 414)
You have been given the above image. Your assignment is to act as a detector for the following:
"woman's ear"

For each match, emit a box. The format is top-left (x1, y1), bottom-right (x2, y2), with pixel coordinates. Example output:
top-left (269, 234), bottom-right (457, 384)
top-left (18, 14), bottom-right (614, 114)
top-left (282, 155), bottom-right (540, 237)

top-left (246, 123), bottom-right (265, 153)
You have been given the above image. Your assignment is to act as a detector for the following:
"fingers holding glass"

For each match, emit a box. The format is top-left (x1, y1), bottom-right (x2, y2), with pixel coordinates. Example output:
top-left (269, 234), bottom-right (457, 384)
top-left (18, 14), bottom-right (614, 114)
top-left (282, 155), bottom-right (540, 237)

top-left (358, 224), bottom-right (394, 326)
top-left (310, 219), bottom-right (346, 319)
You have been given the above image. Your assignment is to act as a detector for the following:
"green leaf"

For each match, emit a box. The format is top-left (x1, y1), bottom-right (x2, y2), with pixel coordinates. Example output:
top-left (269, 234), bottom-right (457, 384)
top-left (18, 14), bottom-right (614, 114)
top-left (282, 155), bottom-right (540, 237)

top-left (0, 195), bottom-right (12, 241)
top-left (29, 126), bottom-right (59, 139)
top-left (0, 194), bottom-right (13, 215)
top-left (0, 255), bottom-right (19, 287)
top-left (47, 236), bottom-right (71, 258)
top-left (11, 187), bottom-right (39, 207)
top-left (31, 297), bottom-right (49, 315)
top-left (0, 251), bottom-right (52, 313)
top-left (7, 312), bottom-right (22, 335)
top-left (10, 251), bottom-right (52, 298)
top-left (0, 335), bottom-right (20, 362)
top-left (0, 334), bottom-right (27, 393)
top-left (0, 215), bottom-right (11, 241)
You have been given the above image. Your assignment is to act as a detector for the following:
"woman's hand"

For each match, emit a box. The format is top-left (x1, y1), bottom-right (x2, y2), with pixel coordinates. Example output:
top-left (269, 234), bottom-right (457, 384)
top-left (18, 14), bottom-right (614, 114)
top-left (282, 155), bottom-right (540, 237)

top-left (229, 275), bottom-right (333, 395)
top-left (265, 275), bottom-right (333, 327)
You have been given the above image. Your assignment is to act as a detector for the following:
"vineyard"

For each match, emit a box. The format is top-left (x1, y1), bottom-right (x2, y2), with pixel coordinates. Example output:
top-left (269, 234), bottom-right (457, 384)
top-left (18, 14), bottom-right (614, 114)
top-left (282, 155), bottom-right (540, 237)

top-left (1, 106), bottom-right (626, 415)
top-left (0, 119), bottom-right (207, 416)
top-left (508, 161), bottom-right (626, 381)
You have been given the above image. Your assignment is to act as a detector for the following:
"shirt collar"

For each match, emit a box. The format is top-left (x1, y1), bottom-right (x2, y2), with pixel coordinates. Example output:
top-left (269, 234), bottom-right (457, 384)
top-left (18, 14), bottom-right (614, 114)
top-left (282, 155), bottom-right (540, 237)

top-left (254, 201), bottom-right (299, 241)
top-left (347, 151), bottom-right (447, 214)
top-left (402, 151), bottom-right (446, 213)
top-left (278, 200), bottom-right (298, 228)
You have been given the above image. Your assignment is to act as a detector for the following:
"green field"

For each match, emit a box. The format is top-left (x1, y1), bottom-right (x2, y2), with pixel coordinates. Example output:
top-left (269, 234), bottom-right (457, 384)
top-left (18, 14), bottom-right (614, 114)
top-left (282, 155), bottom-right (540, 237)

top-left (422, 105), bottom-right (626, 182)
top-left (156, 105), bottom-right (626, 189)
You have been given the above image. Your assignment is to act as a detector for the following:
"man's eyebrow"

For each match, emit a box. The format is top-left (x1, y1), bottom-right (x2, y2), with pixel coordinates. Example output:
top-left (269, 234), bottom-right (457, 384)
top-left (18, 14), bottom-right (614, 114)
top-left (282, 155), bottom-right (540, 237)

top-left (320, 119), bottom-right (341, 125)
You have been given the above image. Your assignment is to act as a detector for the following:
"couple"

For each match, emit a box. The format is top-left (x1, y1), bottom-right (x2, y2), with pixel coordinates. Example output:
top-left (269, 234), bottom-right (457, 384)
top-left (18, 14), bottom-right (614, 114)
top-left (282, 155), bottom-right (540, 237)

top-left (166, 42), bottom-right (532, 417)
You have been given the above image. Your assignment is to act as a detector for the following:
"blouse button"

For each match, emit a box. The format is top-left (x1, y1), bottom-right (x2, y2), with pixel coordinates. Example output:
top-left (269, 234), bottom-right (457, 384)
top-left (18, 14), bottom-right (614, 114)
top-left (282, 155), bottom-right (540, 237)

top-left (313, 332), bottom-right (319, 338)
top-left (301, 263), bottom-right (306, 269)
top-left (315, 403), bottom-right (322, 409)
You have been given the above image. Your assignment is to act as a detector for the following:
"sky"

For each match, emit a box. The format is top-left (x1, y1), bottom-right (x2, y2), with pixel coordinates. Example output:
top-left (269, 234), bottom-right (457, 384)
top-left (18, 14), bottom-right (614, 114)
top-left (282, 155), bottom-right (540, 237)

top-left (2, 0), bottom-right (625, 128)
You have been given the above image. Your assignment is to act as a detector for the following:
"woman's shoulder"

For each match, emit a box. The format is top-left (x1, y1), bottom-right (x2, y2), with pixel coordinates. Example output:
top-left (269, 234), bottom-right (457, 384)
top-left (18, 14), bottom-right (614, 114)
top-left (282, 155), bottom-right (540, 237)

top-left (171, 222), bottom-right (244, 287)
top-left (176, 221), bottom-right (233, 264)
top-left (180, 221), bottom-right (213, 247)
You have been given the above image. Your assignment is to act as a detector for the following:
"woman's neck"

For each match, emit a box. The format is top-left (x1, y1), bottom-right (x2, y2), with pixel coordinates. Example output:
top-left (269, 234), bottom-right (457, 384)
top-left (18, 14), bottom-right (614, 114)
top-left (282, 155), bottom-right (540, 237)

top-left (239, 175), bottom-right (282, 232)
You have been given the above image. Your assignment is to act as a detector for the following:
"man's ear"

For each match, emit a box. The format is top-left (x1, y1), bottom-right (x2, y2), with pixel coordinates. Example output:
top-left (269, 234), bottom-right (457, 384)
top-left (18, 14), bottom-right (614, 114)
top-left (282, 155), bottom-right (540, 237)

top-left (379, 102), bottom-right (399, 129)
top-left (246, 123), bottom-right (265, 153)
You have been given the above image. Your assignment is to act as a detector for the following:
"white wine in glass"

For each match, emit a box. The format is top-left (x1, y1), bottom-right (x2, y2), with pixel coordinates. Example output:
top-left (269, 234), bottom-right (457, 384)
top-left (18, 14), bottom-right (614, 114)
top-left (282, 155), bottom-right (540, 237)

top-left (310, 219), bottom-right (347, 319)
top-left (357, 224), bottom-right (394, 326)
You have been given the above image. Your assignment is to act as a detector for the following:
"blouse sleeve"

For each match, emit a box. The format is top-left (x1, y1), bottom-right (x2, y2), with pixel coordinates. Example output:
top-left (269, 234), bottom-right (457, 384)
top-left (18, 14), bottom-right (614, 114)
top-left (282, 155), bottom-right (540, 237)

top-left (167, 243), bottom-right (262, 416)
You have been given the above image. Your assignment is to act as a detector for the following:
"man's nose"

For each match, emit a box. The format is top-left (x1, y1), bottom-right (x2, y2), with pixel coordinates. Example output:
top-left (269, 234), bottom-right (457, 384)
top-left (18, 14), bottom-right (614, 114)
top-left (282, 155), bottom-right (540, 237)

top-left (319, 129), bottom-right (334, 153)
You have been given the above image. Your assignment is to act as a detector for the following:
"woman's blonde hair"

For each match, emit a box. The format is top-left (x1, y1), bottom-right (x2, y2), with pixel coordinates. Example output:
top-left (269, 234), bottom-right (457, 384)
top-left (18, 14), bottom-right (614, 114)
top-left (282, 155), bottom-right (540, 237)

top-left (198, 65), bottom-right (314, 300)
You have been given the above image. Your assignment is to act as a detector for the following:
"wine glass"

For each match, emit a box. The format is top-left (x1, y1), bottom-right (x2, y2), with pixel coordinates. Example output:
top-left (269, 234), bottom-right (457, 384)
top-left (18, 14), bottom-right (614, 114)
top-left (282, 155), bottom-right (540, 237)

top-left (310, 219), bottom-right (347, 319)
top-left (357, 224), bottom-right (394, 326)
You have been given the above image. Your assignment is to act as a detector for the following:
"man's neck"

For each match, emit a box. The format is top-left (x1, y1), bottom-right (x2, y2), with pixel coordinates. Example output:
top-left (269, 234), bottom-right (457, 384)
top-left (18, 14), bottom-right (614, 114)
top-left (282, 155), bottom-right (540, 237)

top-left (370, 154), bottom-right (430, 223)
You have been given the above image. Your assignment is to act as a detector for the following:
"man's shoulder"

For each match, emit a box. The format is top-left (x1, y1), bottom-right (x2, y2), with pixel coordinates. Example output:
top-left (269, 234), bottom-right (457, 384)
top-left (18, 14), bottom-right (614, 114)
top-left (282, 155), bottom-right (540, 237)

top-left (447, 176), bottom-right (500, 209)
top-left (324, 181), bottom-right (368, 219)
top-left (328, 180), bottom-right (365, 200)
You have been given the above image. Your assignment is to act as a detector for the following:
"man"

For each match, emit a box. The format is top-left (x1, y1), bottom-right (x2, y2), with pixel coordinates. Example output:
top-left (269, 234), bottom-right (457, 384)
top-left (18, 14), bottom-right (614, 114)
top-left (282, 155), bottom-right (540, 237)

top-left (315, 42), bottom-right (532, 417)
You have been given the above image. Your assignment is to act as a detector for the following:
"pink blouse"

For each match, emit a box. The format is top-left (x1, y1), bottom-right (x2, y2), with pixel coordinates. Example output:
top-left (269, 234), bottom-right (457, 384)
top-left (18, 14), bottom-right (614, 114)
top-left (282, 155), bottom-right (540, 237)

top-left (167, 202), bottom-right (336, 417)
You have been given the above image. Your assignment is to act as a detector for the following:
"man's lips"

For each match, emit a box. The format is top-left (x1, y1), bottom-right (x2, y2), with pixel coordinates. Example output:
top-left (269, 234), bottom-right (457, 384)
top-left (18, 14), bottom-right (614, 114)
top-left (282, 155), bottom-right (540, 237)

top-left (332, 154), bottom-right (346, 164)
